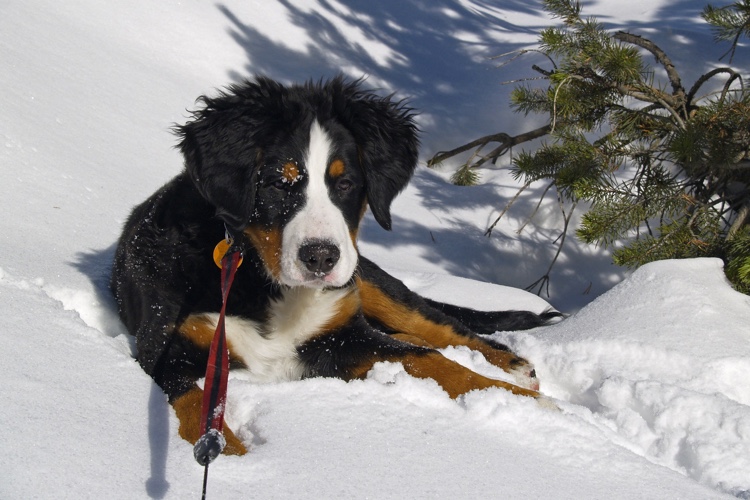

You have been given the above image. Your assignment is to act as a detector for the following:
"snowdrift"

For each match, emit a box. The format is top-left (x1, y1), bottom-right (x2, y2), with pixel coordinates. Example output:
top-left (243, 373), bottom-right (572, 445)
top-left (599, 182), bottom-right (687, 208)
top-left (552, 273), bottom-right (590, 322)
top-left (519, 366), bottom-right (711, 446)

top-left (1, 259), bottom-right (748, 498)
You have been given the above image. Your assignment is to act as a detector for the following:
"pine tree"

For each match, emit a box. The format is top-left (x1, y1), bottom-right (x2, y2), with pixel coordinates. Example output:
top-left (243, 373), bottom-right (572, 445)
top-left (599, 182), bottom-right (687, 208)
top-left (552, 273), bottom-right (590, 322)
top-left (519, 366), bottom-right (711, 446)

top-left (430, 0), bottom-right (750, 294)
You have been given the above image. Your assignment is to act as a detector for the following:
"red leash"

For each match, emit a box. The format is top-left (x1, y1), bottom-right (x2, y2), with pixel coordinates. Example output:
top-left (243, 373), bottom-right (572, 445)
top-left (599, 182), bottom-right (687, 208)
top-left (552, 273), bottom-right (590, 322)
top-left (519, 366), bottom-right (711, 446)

top-left (194, 236), bottom-right (243, 498)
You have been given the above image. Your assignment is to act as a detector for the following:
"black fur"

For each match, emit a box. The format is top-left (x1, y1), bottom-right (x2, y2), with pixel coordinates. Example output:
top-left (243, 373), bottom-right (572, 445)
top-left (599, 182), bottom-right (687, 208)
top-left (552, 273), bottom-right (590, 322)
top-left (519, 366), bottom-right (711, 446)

top-left (423, 299), bottom-right (563, 335)
top-left (175, 76), bottom-right (418, 233)
top-left (111, 77), bottom-right (558, 445)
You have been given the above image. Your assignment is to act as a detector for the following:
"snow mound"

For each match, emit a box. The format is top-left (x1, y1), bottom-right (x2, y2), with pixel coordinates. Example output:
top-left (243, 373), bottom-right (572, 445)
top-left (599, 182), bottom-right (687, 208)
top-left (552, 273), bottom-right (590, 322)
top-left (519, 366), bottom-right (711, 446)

top-left (499, 258), bottom-right (750, 497)
top-left (3, 257), bottom-right (746, 499)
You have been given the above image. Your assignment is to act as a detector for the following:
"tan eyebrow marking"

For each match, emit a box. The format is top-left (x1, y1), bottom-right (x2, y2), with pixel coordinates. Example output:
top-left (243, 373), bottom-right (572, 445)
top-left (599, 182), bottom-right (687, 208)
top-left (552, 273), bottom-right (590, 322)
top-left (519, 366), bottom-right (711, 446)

top-left (282, 162), bottom-right (300, 183)
top-left (328, 159), bottom-right (345, 178)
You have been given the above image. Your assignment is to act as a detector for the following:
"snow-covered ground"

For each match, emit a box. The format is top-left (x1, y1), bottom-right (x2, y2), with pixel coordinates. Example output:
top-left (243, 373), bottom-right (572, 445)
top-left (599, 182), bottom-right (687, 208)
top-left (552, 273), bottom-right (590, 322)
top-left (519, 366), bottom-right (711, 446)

top-left (1, 0), bottom-right (749, 498)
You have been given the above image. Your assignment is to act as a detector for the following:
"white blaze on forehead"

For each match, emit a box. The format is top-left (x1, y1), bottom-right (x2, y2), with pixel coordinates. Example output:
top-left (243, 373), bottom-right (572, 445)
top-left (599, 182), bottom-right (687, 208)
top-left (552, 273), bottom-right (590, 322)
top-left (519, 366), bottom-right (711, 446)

top-left (306, 121), bottom-right (333, 189)
top-left (278, 121), bottom-right (358, 288)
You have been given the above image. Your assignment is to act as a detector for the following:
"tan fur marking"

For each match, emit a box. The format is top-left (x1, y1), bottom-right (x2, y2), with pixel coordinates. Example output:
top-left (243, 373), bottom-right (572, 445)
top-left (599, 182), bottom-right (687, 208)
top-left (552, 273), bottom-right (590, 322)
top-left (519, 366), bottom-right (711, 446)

top-left (344, 351), bottom-right (539, 400)
top-left (321, 288), bottom-right (362, 331)
top-left (400, 352), bottom-right (540, 399)
top-left (350, 200), bottom-right (368, 245)
top-left (171, 387), bottom-right (247, 455)
top-left (328, 159), bottom-right (345, 178)
top-left (358, 279), bottom-right (468, 347)
top-left (282, 162), bottom-right (300, 183)
top-left (358, 279), bottom-right (526, 374)
top-left (244, 226), bottom-right (283, 279)
top-left (462, 337), bottom-right (528, 374)
top-left (348, 359), bottom-right (378, 380)
top-left (390, 333), bottom-right (435, 348)
top-left (178, 315), bottom-right (216, 350)
top-left (177, 314), bottom-right (244, 367)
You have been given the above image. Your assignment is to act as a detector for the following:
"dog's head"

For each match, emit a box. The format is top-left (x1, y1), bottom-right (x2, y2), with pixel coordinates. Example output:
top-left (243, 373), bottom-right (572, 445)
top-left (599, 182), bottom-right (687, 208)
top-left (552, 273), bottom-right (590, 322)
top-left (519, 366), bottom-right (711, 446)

top-left (175, 76), bottom-right (419, 288)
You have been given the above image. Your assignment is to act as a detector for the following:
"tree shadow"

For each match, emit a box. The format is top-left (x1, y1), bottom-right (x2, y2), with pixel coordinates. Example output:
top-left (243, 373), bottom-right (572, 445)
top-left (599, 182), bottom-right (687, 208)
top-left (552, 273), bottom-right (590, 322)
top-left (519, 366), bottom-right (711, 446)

top-left (217, 0), bottom-right (548, 153)
top-left (359, 194), bottom-right (620, 312)
top-left (212, 0), bottom-right (746, 311)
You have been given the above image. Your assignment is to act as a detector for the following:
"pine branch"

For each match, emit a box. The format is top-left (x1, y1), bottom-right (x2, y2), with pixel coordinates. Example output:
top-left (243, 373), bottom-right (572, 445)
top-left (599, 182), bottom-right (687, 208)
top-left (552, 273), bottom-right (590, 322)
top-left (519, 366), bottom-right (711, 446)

top-left (613, 31), bottom-right (686, 103)
top-left (702, 1), bottom-right (750, 63)
top-left (428, 124), bottom-right (552, 168)
top-left (429, 0), bottom-right (750, 295)
top-left (720, 27), bottom-right (746, 62)
top-left (560, 71), bottom-right (677, 110)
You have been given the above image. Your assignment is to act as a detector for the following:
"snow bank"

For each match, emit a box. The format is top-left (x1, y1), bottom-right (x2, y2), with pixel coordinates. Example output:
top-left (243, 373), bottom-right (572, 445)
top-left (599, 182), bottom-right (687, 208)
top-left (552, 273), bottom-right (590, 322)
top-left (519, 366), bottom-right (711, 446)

top-left (499, 258), bottom-right (750, 497)
top-left (3, 259), bottom-right (747, 499)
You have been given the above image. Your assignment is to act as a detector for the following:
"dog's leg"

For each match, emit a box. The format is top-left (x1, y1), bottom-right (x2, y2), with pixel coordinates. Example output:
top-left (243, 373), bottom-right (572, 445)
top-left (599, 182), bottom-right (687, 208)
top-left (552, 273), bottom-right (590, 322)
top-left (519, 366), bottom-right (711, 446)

top-left (387, 331), bottom-right (539, 391)
top-left (356, 257), bottom-right (541, 390)
top-left (160, 315), bottom-right (248, 455)
top-left (389, 332), bottom-right (435, 348)
top-left (171, 386), bottom-right (247, 455)
top-left (111, 178), bottom-right (251, 454)
top-left (396, 351), bottom-right (540, 399)
top-left (133, 316), bottom-right (248, 456)
top-left (298, 316), bottom-right (548, 403)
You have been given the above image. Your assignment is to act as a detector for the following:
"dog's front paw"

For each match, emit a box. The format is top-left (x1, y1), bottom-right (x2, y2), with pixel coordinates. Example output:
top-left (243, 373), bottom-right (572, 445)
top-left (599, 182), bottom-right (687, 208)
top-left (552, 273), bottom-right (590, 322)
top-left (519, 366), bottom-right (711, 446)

top-left (471, 341), bottom-right (541, 391)
top-left (508, 359), bottom-right (540, 392)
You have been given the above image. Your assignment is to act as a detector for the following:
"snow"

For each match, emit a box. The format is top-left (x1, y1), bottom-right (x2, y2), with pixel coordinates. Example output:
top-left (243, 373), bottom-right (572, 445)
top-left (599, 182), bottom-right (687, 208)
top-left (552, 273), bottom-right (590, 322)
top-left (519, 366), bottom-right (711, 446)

top-left (1, 0), bottom-right (749, 498)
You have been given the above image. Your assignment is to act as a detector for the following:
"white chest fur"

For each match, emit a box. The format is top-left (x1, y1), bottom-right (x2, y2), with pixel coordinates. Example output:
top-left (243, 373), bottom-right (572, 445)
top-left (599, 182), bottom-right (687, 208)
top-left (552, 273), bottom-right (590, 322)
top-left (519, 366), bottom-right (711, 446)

top-left (202, 287), bottom-right (350, 383)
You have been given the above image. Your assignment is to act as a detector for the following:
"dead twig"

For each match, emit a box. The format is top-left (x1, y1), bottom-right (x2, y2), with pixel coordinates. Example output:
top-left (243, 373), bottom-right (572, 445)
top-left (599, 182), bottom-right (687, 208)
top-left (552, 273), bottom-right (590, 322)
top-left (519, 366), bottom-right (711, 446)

top-left (526, 198), bottom-right (577, 297)
top-left (428, 124), bottom-right (551, 168)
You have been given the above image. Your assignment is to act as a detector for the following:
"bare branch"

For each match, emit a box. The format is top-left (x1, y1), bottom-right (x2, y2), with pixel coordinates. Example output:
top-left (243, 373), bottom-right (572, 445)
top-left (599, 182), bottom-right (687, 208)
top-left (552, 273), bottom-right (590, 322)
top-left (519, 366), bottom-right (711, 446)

top-left (531, 64), bottom-right (553, 77)
top-left (489, 48), bottom-right (558, 73)
top-left (686, 66), bottom-right (743, 106)
top-left (517, 181), bottom-right (556, 234)
top-left (526, 199), bottom-right (578, 297)
top-left (428, 124), bottom-right (552, 168)
top-left (613, 31), bottom-right (686, 101)
top-left (501, 75), bottom-right (549, 85)
top-left (728, 202), bottom-right (750, 240)
top-left (484, 180), bottom-right (533, 237)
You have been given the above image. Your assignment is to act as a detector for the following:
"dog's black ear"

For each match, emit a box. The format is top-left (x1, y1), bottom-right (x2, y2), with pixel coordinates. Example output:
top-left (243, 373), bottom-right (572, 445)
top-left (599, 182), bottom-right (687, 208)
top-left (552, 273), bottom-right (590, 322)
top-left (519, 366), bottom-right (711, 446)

top-left (174, 77), bottom-right (286, 232)
top-left (331, 78), bottom-right (419, 230)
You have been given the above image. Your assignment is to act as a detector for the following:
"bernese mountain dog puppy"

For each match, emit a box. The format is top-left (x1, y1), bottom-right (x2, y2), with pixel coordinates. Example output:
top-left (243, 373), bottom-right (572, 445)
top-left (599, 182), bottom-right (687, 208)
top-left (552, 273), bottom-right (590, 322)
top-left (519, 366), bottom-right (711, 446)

top-left (111, 76), bottom-right (559, 455)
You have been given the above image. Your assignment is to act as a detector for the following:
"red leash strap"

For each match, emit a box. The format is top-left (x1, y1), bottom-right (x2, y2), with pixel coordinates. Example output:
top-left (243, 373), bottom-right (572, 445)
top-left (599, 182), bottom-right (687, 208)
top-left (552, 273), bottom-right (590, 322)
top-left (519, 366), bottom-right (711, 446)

top-left (193, 246), bottom-right (242, 470)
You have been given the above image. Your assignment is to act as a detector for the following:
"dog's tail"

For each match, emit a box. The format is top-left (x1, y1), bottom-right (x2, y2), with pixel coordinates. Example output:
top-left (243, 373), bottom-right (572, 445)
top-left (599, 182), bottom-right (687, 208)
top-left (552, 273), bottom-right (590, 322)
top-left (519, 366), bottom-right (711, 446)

top-left (423, 299), bottom-right (564, 335)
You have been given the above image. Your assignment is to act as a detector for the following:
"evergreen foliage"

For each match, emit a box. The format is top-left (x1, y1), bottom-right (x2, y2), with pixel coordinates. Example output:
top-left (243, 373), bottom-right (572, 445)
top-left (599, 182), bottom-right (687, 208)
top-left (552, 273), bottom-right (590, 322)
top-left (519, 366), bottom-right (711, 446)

top-left (430, 0), bottom-right (750, 294)
top-left (702, 0), bottom-right (750, 62)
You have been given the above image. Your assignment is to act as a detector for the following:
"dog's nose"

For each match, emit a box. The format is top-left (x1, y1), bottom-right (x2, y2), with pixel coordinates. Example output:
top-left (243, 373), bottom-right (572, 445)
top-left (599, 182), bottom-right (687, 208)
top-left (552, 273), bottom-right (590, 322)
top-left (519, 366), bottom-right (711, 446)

top-left (298, 241), bottom-right (340, 275)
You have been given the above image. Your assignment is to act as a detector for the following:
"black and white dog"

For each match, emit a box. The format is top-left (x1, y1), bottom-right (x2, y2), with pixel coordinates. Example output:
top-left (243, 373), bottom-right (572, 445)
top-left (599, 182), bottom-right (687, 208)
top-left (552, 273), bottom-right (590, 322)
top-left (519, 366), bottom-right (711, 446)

top-left (111, 76), bottom-right (558, 455)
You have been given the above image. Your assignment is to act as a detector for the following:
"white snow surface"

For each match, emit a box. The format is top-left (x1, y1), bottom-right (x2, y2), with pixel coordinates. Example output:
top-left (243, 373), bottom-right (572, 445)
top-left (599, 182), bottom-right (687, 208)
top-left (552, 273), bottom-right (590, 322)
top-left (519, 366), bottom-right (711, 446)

top-left (1, 0), bottom-right (749, 498)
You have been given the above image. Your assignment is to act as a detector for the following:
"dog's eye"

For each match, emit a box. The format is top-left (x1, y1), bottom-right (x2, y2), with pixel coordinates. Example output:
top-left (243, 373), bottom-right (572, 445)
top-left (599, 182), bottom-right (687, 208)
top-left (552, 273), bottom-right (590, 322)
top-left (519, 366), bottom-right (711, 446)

top-left (336, 179), bottom-right (354, 193)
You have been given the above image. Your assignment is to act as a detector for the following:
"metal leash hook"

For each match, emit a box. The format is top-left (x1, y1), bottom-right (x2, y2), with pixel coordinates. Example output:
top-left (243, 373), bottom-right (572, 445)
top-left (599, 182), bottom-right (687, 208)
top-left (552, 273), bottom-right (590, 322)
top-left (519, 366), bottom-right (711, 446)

top-left (196, 234), bottom-right (243, 499)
